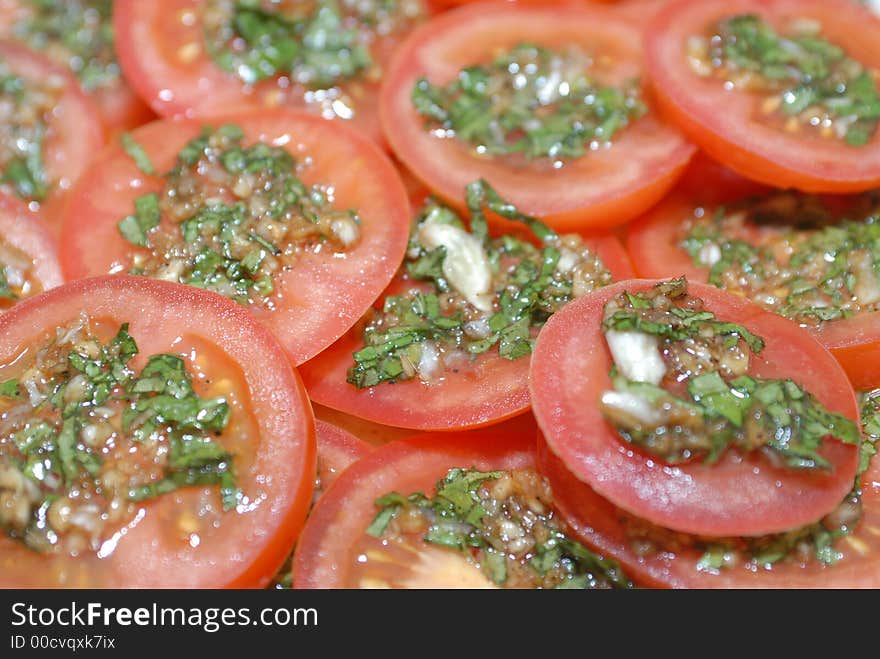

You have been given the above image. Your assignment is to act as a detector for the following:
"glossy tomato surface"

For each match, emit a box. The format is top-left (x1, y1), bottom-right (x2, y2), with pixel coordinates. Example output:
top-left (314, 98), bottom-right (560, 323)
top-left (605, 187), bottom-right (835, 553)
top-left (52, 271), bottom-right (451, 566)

top-left (0, 191), bottom-right (63, 310)
top-left (530, 279), bottom-right (860, 537)
top-left (0, 276), bottom-right (315, 587)
top-left (293, 416), bottom-right (538, 589)
top-left (380, 2), bottom-right (694, 231)
top-left (646, 0), bottom-right (880, 193)
top-left (113, 0), bottom-right (432, 146)
top-left (58, 110), bottom-right (410, 366)
top-left (300, 234), bottom-right (634, 431)
top-left (0, 41), bottom-right (104, 229)
top-left (0, 0), bottom-right (154, 135)
top-left (315, 419), bottom-right (372, 494)
top-left (538, 435), bottom-right (880, 588)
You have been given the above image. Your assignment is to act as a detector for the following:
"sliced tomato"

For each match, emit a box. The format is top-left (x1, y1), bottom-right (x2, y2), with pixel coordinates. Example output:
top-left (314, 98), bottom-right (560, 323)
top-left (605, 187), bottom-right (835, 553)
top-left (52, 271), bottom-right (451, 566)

top-left (379, 2), bottom-right (694, 231)
top-left (293, 416), bottom-right (538, 589)
top-left (0, 275), bottom-right (315, 587)
top-left (113, 0), bottom-right (432, 146)
top-left (646, 0), bottom-right (880, 193)
top-left (530, 278), bottom-right (860, 537)
top-left (0, 190), bottom-right (63, 310)
top-left (538, 435), bottom-right (880, 588)
top-left (0, 41), bottom-right (104, 230)
top-left (315, 419), bottom-right (372, 495)
top-left (0, 0), bottom-right (154, 135)
top-left (299, 234), bottom-right (634, 431)
top-left (58, 109), bottom-right (410, 366)
top-left (626, 182), bottom-right (880, 390)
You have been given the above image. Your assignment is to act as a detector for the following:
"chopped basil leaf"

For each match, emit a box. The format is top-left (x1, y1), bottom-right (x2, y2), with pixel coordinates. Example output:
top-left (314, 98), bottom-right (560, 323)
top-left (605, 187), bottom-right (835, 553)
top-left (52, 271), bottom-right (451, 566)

top-left (121, 133), bottom-right (156, 176)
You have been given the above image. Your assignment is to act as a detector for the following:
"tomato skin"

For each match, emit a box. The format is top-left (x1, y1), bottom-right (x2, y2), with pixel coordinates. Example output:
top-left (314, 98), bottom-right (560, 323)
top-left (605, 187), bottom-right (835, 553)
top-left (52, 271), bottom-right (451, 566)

top-left (299, 234), bottom-right (633, 431)
top-left (379, 2), bottom-right (695, 231)
top-left (315, 420), bottom-right (372, 493)
top-left (0, 190), bottom-right (63, 304)
top-left (538, 435), bottom-right (880, 588)
top-left (0, 275), bottom-right (315, 588)
top-left (293, 417), bottom-right (538, 589)
top-left (530, 278), bottom-right (860, 538)
top-left (625, 186), bottom-right (880, 391)
top-left (58, 109), bottom-right (411, 366)
top-left (0, 41), bottom-right (105, 231)
top-left (645, 0), bottom-right (880, 193)
top-left (112, 0), bottom-right (430, 147)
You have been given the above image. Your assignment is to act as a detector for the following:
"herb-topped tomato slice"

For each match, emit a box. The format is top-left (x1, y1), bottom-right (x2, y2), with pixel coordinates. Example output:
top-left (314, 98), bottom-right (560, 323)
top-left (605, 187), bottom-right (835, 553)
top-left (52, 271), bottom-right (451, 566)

top-left (0, 191), bottom-right (62, 311)
top-left (293, 417), bottom-right (632, 589)
top-left (0, 276), bottom-right (314, 587)
top-left (300, 181), bottom-right (634, 431)
top-left (0, 41), bottom-right (104, 230)
top-left (530, 278), bottom-right (861, 538)
top-left (379, 2), bottom-right (694, 231)
top-left (113, 0), bottom-right (432, 146)
top-left (646, 0), bottom-right (880, 193)
top-left (538, 387), bottom-right (880, 588)
top-left (0, 0), bottom-right (154, 135)
top-left (626, 182), bottom-right (880, 390)
top-left (58, 110), bottom-right (410, 365)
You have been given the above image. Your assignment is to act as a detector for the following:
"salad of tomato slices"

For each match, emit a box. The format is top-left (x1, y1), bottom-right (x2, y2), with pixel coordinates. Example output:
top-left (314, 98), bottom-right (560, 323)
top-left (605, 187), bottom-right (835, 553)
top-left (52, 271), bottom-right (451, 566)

top-left (2, 0), bottom-right (880, 591)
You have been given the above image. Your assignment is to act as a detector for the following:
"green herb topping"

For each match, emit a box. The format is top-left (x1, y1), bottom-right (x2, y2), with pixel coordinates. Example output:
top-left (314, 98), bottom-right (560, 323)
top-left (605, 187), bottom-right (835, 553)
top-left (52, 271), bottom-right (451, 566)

top-left (0, 58), bottom-right (57, 202)
top-left (11, 0), bottom-right (118, 91)
top-left (0, 319), bottom-right (239, 556)
top-left (348, 179), bottom-right (613, 388)
top-left (680, 191), bottom-right (880, 325)
top-left (365, 468), bottom-right (631, 589)
top-left (203, 0), bottom-right (420, 88)
top-left (599, 278), bottom-right (859, 469)
top-left (689, 14), bottom-right (880, 146)
top-left (413, 43), bottom-right (646, 160)
top-left (677, 389), bottom-right (880, 572)
top-left (117, 123), bottom-right (361, 305)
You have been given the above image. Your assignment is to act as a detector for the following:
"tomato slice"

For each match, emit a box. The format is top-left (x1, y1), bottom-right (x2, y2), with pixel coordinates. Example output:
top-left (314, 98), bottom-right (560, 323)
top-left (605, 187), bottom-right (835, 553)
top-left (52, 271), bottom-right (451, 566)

top-left (0, 0), bottom-right (154, 135)
top-left (530, 278), bottom-right (860, 537)
top-left (646, 0), bottom-right (880, 193)
top-left (0, 41), bottom-right (104, 230)
top-left (379, 2), bottom-right (694, 231)
top-left (625, 181), bottom-right (880, 390)
top-left (299, 233), bottom-right (634, 431)
top-left (315, 419), bottom-right (372, 495)
top-left (112, 0), bottom-right (431, 146)
top-left (58, 110), bottom-right (410, 366)
top-left (0, 191), bottom-right (63, 310)
top-left (292, 417), bottom-right (541, 589)
top-left (538, 435), bottom-right (880, 588)
top-left (0, 275), bottom-right (315, 587)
